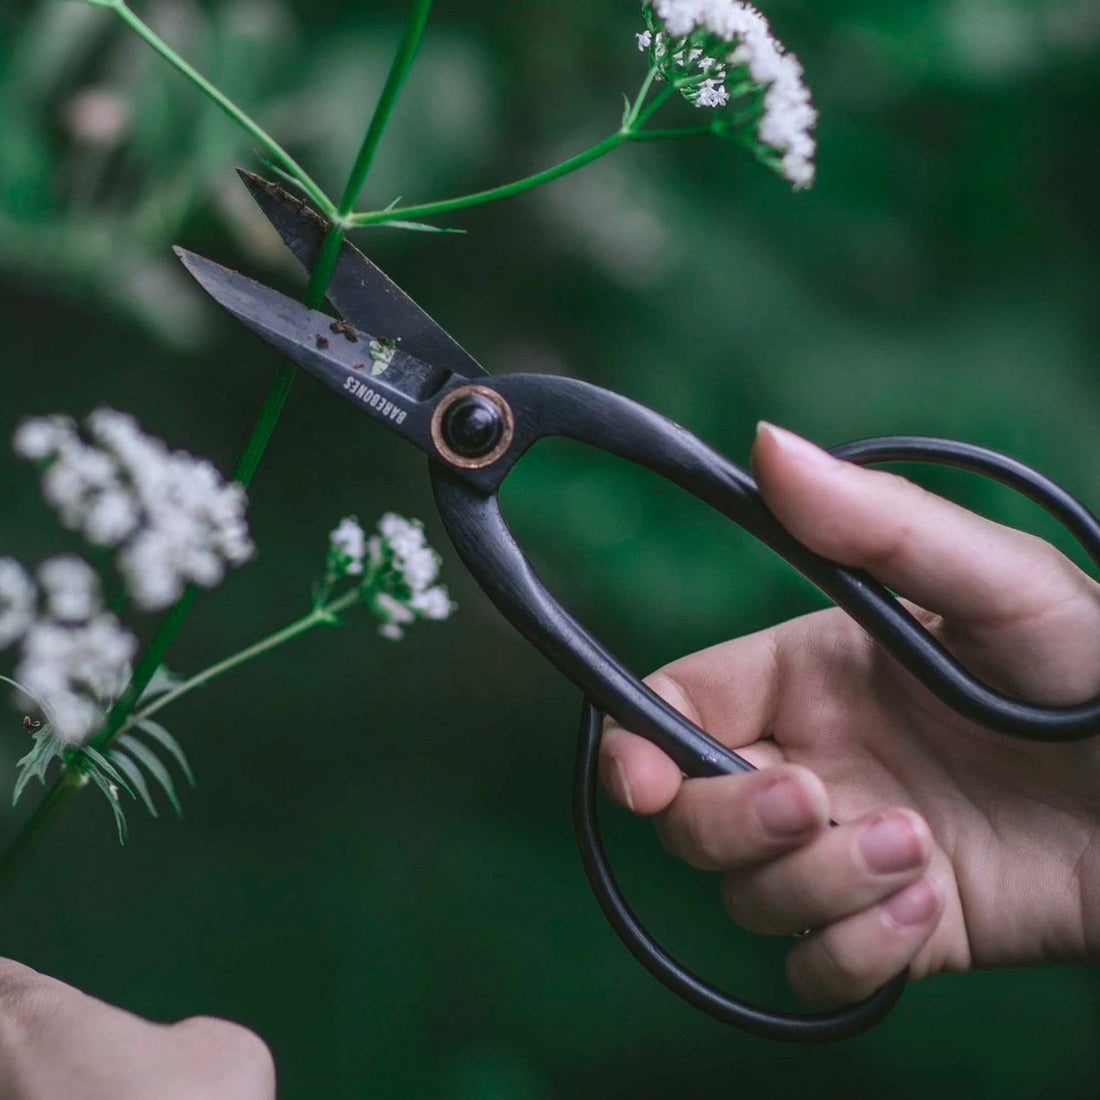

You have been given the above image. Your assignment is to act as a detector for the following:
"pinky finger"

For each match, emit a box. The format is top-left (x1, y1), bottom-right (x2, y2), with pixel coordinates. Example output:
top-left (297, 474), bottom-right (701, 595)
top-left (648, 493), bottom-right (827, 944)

top-left (784, 878), bottom-right (943, 1009)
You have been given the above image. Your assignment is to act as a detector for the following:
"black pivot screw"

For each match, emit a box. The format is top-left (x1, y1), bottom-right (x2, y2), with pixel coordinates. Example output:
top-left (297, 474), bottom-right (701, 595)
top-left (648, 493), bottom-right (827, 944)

top-left (442, 393), bottom-right (504, 459)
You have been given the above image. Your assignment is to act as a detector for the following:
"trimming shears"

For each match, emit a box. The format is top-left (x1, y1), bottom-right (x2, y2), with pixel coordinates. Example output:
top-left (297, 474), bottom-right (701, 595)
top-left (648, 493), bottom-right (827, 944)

top-left (175, 171), bottom-right (1100, 1043)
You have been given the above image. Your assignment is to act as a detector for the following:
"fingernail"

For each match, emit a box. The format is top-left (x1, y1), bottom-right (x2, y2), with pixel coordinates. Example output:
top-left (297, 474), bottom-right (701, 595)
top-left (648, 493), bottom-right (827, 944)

top-left (883, 879), bottom-right (938, 927)
top-left (756, 422), bottom-right (835, 470)
top-left (612, 759), bottom-right (636, 812)
top-left (859, 814), bottom-right (925, 874)
top-left (756, 777), bottom-right (821, 837)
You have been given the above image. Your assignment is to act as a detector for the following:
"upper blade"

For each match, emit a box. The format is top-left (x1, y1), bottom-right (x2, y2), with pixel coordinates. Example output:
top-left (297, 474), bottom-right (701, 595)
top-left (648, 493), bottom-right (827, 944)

top-left (175, 246), bottom-right (444, 451)
top-left (237, 169), bottom-right (487, 380)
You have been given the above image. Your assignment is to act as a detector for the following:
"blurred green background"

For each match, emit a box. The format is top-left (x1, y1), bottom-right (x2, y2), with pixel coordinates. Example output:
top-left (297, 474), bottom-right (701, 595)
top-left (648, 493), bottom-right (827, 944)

top-left (2, 0), bottom-right (1100, 1095)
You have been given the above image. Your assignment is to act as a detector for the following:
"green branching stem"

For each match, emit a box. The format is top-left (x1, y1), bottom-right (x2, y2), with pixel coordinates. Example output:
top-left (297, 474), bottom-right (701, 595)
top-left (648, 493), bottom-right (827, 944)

top-left (0, 770), bottom-right (84, 901)
top-left (348, 70), bottom-right (696, 230)
top-left (123, 588), bottom-right (362, 732)
top-left (0, 0), bottom-right (437, 900)
top-left (338, 0), bottom-right (434, 217)
top-left (0, 14), bottom-right (716, 899)
top-left (351, 132), bottom-right (628, 229)
top-left (107, 0), bottom-right (335, 218)
top-left (305, 0), bottom-right (434, 307)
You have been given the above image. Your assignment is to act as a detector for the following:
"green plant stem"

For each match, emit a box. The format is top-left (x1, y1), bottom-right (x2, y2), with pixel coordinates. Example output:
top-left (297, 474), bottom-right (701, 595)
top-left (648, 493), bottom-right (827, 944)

top-left (0, 771), bottom-right (83, 901)
top-left (304, 0), bottom-right (434, 304)
top-left (337, 0), bottom-right (434, 218)
top-left (623, 64), bottom-right (661, 129)
top-left (124, 588), bottom-right (362, 731)
top-left (349, 70), bottom-right (700, 231)
top-left (350, 132), bottom-right (628, 228)
top-left (109, 0), bottom-right (334, 218)
top-left (0, 0), bottom-right (438, 902)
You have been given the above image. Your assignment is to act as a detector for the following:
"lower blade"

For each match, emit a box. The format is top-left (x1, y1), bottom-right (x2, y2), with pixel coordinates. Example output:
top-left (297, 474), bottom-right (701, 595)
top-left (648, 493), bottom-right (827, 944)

top-left (238, 169), bottom-right (488, 380)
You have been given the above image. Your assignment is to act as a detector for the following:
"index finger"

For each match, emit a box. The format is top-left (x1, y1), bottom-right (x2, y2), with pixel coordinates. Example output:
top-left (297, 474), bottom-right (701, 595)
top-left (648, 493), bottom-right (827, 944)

top-left (600, 620), bottom-right (792, 815)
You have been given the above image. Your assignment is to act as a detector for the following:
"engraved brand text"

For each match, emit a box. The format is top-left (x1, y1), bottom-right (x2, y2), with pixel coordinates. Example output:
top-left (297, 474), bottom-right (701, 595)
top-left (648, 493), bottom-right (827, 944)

top-left (343, 376), bottom-right (408, 424)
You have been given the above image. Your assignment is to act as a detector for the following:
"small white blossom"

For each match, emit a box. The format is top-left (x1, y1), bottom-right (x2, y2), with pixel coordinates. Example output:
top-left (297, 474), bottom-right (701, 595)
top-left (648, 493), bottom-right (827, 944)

top-left (13, 415), bottom-right (76, 461)
top-left (637, 29), bottom-right (652, 49)
top-left (0, 559), bottom-right (35, 649)
top-left (16, 410), bottom-right (254, 611)
top-left (410, 585), bottom-right (455, 621)
top-left (641, 0), bottom-right (817, 188)
top-left (330, 517), bottom-right (367, 576)
top-left (695, 78), bottom-right (730, 107)
top-left (12, 561), bottom-right (138, 743)
top-left (366, 513), bottom-right (455, 638)
top-left (38, 557), bottom-right (100, 623)
top-left (373, 592), bottom-right (416, 640)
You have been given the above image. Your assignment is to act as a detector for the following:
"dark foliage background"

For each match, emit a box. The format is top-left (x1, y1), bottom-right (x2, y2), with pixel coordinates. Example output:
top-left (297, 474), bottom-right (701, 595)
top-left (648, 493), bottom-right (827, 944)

top-left (1, 0), bottom-right (1099, 1095)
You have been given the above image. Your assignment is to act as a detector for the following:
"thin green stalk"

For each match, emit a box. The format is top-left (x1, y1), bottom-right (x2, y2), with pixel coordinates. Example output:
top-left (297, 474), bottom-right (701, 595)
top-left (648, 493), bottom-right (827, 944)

top-left (304, 224), bottom-right (347, 309)
top-left (337, 0), bottom-right (434, 218)
top-left (622, 64), bottom-right (661, 130)
top-left (124, 588), bottom-right (362, 731)
top-left (0, 0), bottom-right (438, 901)
top-left (350, 131), bottom-right (627, 228)
top-left (348, 66), bottom-right (702, 231)
top-left (303, 0), bottom-right (435, 301)
top-left (108, 0), bottom-right (335, 217)
top-left (0, 771), bottom-right (84, 901)
top-left (633, 82), bottom-right (678, 128)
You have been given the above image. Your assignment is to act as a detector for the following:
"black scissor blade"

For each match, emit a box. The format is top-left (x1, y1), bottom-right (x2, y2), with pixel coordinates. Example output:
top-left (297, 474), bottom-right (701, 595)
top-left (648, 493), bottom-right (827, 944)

top-left (175, 247), bottom-right (444, 451)
top-left (237, 169), bottom-right (487, 380)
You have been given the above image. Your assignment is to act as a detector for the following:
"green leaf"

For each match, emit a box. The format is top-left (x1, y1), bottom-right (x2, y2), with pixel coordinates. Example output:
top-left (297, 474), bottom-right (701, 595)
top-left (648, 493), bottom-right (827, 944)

top-left (87, 770), bottom-right (128, 844)
top-left (109, 750), bottom-right (158, 819)
top-left (377, 220), bottom-right (466, 235)
top-left (137, 666), bottom-right (184, 705)
top-left (80, 746), bottom-right (135, 800)
top-left (135, 719), bottom-right (195, 787)
top-left (12, 728), bottom-right (63, 807)
top-left (116, 734), bottom-right (182, 818)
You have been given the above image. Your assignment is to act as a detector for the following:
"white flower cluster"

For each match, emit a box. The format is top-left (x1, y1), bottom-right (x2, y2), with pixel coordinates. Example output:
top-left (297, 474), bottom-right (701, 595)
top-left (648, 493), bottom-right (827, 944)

top-left (0, 555), bottom-right (137, 743)
top-left (14, 410), bottom-right (254, 610)
top-left (639, 0), bottom-right (817, 189)
top-left (327, 513), bottom-right (454, 640)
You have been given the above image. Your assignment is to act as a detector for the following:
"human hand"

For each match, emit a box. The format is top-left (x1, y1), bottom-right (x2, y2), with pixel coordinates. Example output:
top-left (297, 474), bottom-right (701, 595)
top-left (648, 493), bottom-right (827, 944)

top-left (601, 422), bottom-right (1100, 1008)
top-left (0, 959), bottom-right (274, 1100)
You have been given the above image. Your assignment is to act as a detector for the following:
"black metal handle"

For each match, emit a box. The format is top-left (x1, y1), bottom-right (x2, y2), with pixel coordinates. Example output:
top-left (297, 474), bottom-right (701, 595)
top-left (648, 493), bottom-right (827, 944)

top-left (574, 699), bottom-right (907, 1041)
top-left (428, 373), bottom-right (1100, 1040)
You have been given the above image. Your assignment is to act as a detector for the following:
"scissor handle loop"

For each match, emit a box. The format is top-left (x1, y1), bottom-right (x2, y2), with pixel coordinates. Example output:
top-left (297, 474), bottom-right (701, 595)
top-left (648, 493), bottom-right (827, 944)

top-left (573, 698), bottom-right (907, 1040)
top-left (428, 373), bottom-right (1100, 1040)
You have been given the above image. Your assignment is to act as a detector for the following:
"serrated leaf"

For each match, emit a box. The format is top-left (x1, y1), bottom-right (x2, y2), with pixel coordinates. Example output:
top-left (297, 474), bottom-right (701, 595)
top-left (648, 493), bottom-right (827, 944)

top-left (87, 769), bottom-right (128, 844)
top-left (12, 727), bottom-right (63, 806)
top-left (135, 718), bottom-right (195, 787)
top-left (110, 750), bottom-right (158, 819)
top-left (377, 220), bottom-right (466, 235)
top-left (116, 733), bottom-right (182, 818)
top-left (80, 745), bottom-right (134, 800)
